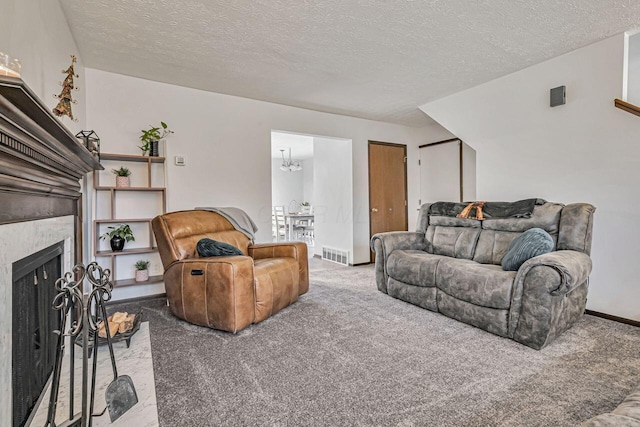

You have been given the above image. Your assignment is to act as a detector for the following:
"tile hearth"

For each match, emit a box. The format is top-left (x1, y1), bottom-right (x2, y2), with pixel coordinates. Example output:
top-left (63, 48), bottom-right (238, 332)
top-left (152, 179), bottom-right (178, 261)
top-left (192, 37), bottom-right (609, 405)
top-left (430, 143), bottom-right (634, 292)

top-left (31, 322), bottom-right (159, 426)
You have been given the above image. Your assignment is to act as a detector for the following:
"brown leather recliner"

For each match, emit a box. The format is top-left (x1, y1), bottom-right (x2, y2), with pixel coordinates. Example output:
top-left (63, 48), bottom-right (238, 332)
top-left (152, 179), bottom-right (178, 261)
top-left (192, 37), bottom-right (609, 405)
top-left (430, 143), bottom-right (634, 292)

top-left (151, 210), bottom-right (309, 333)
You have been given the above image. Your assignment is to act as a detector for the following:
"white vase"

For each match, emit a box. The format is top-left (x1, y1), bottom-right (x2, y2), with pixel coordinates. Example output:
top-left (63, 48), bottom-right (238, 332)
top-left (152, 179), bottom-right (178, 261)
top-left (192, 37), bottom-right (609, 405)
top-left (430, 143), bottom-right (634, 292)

top-left (115, 176), bottom-right (130, 188)
top-left (135, 269), bottom-right (149, 282)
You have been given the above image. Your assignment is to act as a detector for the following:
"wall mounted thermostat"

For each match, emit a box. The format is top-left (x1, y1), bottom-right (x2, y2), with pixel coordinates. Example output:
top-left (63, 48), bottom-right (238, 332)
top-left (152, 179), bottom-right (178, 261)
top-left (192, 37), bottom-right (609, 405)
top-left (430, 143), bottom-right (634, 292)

top-left (550, 86), bottom-right (566, 107)
top-left (175, 155), bottom-right (186, 166)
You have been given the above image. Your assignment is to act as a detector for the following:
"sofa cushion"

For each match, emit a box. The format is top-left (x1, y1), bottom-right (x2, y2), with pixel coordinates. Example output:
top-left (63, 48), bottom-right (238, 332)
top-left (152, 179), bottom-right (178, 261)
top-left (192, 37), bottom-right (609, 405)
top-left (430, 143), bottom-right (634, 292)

top-left (429, 216), bottom-right (481, 228)
top-left (558, 203), bottom-right (596, 255)
top-left (471, 203), bottom-right (562, 266)
top-left (581, 385), bottom-right (640, 426)
top-left (612, 385), bottom-right (640, 420)
top-left (253, 258), bottom-right (299, 323)
top-left (436, 258), bottom-right (517, 310)
top-left (425, 225), bottom-right (481, 259)
top-left (501, 228), bottom-right (554, 271)
top-left (472, 230), bottom-right (521, 265)
top-left (152, 210), bottom-right (251, 267)
top-left (387, 250), bottom-right (447, 287)
top-left (387, 277), bottom-right (438, 311)
top-left (437, 291), bottom-right (510, 337)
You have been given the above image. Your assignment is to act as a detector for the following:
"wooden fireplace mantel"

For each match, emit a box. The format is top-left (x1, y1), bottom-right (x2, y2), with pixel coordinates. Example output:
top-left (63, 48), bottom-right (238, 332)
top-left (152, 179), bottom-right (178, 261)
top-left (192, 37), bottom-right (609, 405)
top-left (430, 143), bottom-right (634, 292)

top-left (0, 75), bottom-right (102, 225)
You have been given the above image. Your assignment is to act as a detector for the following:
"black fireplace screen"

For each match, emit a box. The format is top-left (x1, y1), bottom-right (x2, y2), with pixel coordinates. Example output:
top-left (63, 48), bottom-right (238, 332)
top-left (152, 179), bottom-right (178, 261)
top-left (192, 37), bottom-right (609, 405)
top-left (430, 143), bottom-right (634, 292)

top-left (12, 241), bottom-right (63, 427)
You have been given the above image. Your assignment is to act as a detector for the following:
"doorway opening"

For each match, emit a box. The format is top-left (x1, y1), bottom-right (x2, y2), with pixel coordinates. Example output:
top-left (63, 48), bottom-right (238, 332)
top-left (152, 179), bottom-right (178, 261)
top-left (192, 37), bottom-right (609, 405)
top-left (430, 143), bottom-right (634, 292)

top-left (271, 131), bottom-right (353, 264)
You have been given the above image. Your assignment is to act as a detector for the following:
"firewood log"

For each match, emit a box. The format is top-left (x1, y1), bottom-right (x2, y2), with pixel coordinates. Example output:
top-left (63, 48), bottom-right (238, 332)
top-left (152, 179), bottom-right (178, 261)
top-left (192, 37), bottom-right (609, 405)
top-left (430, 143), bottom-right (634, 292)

top-left (111, 311), bottom-right (128, 323)
top-left (98, 321), bottom-right (106, 338)
top-left (106, 321), bottom-right (118, 337)
top-left (118, 313), bottom-right (135, 333)
top-left (98, 320), bottom-right (118, 338)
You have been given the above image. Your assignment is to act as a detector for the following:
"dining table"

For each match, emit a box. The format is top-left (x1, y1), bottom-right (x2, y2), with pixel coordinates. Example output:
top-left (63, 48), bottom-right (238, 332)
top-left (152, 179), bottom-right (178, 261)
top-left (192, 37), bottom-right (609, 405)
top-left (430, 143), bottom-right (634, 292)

top-left (284, 213), bottom-right (314, 241)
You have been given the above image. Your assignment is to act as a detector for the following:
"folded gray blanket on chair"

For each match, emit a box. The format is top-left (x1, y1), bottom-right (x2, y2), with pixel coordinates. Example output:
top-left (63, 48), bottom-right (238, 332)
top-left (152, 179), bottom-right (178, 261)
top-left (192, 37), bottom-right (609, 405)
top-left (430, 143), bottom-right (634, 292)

top-left (195, 207), bottom-right (259, 241)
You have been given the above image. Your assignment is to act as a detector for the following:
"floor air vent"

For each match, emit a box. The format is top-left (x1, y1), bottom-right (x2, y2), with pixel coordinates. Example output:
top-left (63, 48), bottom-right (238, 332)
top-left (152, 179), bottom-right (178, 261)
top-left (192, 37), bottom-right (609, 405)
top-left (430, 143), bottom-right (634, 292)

top-left (322, 247), bottom-right (349, 266)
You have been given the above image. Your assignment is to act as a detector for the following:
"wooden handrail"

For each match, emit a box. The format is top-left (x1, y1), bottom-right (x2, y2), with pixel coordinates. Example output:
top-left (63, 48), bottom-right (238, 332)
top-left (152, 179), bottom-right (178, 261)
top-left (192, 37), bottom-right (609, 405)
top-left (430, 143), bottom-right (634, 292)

top-left (614, 98), bottom-right (640, 117)
top-left (418, 137), bottom-right (461, 149)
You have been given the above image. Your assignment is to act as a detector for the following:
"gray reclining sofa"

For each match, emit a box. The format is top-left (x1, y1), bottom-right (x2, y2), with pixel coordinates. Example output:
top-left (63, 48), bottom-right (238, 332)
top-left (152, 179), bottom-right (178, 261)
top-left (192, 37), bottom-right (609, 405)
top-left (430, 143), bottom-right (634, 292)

top-left (582, 384), bottom-right (640, 426)
top-left (371, 201), bottom-right (595, 350)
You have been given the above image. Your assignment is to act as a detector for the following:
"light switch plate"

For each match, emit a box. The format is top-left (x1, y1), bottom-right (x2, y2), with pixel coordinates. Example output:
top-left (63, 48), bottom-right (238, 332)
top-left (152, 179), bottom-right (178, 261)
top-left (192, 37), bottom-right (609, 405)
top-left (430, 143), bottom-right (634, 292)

top-left (175, 155), bottom-right (186, 166)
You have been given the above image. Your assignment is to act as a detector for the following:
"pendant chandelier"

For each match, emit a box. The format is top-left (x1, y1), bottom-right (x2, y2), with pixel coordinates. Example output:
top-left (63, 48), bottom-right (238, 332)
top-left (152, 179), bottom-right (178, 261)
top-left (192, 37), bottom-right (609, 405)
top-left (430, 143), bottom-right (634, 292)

top-left (279, 148), bottom-right (302, 172)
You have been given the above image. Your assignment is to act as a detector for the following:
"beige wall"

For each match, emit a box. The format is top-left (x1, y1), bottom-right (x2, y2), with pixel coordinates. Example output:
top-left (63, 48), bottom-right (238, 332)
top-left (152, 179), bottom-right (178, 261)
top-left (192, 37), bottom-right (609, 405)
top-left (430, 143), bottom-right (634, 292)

top-left (85, 68), bottom-right (452, 299)
top-left (312, 136), bottom-right (353, 261)
top-left (421, 33), bottom-right (640, 321)
top-left (0, 0), bottom-right (86, 132)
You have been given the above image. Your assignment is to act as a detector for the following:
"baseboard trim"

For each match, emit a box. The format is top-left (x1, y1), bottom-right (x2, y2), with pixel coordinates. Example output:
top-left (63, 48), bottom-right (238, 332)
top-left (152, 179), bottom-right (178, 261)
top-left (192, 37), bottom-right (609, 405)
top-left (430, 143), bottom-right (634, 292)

top-left (106, 293), bottom-right (167, 306)
top-left (585, 309), bottom-right (640, 327)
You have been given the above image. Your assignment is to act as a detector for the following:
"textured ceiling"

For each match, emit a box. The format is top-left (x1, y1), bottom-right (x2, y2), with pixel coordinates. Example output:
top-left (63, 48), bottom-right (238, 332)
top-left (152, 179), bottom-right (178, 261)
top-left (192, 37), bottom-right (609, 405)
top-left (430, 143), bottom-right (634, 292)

top-left (59, 0), bottom-right (640, 127)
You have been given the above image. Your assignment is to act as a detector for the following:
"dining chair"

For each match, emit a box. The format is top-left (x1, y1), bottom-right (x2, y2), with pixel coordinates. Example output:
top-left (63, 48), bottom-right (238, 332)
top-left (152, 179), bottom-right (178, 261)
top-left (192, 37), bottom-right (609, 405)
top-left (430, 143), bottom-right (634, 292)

top-left (272, 206), bottom-right (287, 241)
top-left (302, 224), bottom-right (314, 245)
top-left (300, 205), bottom-right (314, 245)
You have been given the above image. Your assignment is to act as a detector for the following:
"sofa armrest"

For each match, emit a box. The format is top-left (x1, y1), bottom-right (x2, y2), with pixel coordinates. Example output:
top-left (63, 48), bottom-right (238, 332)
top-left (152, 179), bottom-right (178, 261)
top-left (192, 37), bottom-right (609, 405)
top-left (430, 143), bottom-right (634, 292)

top-left (248, 242), bottom-right (306, 260)
top-left (509, 250), bottom-right (593, 349)
top-left (517, 250), bottom-right (592, 295)
top-left (370, 232), bottom-right (427, 293)
top-left (248, 242), bottom-right (309, 295)
top-left (164, 256), bottom-right (255, 333)
top-left (581, 385), bottom-right (640, 426)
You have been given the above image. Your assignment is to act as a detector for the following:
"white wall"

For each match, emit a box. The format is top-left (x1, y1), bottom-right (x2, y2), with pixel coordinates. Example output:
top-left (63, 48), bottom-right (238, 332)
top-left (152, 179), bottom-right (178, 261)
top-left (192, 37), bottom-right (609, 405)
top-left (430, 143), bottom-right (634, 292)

top-left (85, 68), bottom-right (452, 274)
top-left (302, 159), bottom-right (314, 204)
top-left (418, 140), bottom-right (476, 205)
top-left (462, 142), bottom-right (477, 202)
top-left (627, 32), bottom-right (640, 104)
top-left (0, 0), bottom-right (86, 132)
top-left (313, 137), bottom-right (353, 260)
top-left (271, 159), bottom-right (304, 213)
top-left (0, 0), bottom-right (92, 270)
top-left (419, 141), bottom-right (461, 204)
top-left (421, 33), bottom-right (640, 321)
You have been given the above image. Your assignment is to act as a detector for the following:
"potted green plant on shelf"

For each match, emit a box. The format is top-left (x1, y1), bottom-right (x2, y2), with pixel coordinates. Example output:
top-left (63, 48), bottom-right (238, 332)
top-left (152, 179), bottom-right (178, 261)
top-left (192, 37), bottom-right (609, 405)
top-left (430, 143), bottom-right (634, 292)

top-left (139, 121), bottom-right (173, 157)
top-left (100, 224), bottom-right (135, 252)
top-left (112, 167), bottom-right (131, 188)
top-left (134, 259), bottom-right (150, 282)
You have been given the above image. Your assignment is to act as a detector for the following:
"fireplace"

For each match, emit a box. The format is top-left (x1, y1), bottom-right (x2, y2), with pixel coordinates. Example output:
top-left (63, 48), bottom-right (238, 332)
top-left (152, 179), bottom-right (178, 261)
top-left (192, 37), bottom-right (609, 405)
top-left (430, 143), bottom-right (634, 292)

top-left (12, 241), bottom-right (63, 427)
top-left (0, 76), bottom-right (101, 424)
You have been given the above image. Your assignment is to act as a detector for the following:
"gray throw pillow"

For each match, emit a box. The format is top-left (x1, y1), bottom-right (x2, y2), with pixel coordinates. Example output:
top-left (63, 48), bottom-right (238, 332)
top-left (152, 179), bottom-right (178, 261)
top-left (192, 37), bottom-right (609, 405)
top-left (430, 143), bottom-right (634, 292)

top-left (501, 228), bottom-right (554, 271)
top-left (197, 238), bottom-right (243, 257)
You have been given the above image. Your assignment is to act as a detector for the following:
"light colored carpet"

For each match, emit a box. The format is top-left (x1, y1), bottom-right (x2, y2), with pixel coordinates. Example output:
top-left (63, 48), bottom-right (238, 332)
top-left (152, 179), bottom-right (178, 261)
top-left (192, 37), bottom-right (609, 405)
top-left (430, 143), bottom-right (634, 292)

top-left (114, 260), bottom-right (640, 426)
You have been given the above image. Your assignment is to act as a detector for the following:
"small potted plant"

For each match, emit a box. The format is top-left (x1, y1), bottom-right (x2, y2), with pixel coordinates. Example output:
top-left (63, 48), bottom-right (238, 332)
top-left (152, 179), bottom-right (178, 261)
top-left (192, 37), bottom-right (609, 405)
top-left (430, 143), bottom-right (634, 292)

top-left (112, 167), bottom-right (131, 188)
top-left (134, 259), bottom-right (150, 282)
top-left (139, 121), bottom-right (173, 156)
top-left (100, 224), bottom-right (135, 252)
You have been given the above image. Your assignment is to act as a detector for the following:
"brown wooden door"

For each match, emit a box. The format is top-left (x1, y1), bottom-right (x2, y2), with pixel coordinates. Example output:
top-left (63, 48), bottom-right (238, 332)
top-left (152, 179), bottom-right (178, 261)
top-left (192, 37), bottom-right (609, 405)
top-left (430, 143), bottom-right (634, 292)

top-left (369, 141), bottom-right (408, 261)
